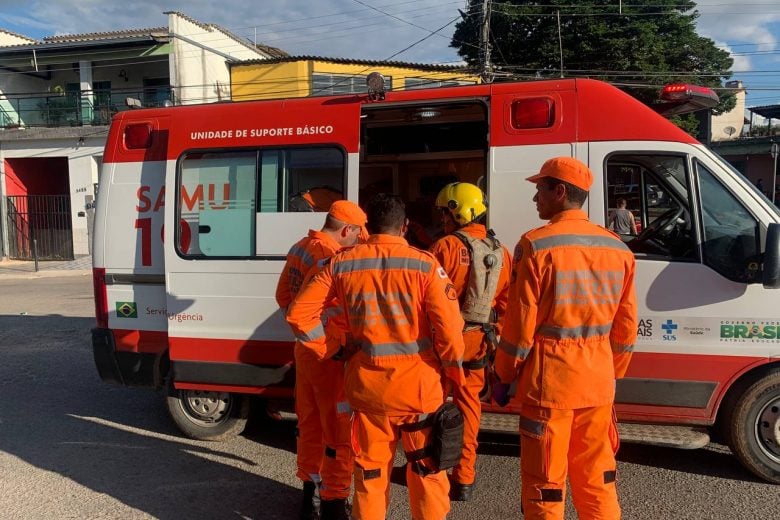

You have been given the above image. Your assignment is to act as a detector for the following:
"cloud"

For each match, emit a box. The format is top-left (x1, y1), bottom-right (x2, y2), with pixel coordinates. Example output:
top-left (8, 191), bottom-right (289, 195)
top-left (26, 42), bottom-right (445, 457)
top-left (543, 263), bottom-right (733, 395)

top-left (715, 41), bottom-right (753, 72)
top-left (694, 2), bottom-right (780, 71)
top-left (0, 0), bottom-right (463, 63)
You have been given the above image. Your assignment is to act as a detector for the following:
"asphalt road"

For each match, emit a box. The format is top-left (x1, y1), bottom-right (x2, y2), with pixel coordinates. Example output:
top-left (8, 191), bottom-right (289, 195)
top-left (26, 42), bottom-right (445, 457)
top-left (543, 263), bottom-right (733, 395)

top-left (0, 274), bottom-right (776, 519)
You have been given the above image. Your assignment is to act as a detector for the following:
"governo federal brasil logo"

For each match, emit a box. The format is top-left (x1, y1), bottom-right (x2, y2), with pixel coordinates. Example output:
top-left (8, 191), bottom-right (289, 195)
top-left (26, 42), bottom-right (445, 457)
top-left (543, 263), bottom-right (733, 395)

top-left (720, 320), bottom-right (780, 341)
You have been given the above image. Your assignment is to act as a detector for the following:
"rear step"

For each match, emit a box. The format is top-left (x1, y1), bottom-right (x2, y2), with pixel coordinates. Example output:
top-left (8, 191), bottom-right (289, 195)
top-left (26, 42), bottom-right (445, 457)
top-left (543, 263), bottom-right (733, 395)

top-left (480, 413), bottom-right (711, 450)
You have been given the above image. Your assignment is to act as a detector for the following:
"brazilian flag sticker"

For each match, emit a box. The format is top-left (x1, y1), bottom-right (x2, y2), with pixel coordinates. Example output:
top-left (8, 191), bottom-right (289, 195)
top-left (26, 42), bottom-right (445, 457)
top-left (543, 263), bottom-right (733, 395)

top-left (116, 301), bottom-right (138, 318)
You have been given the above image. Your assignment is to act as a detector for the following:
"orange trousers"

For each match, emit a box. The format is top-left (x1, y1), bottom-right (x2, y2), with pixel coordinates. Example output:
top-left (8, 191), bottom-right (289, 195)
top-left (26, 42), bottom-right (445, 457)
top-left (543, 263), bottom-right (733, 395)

top-left (294, 349), bottom-right (353, 500)
top-left (447, 328), bottom-right (487, 485)
top-left (519, 404), bottom-right (620, 520)
top-left (351, 411), bottom-right (450, 520)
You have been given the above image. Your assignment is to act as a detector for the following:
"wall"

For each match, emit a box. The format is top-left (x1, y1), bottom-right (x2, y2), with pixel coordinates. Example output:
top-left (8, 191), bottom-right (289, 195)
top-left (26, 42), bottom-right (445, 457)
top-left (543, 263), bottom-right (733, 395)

top-left (0, 71), bottom-right (48, 126)
top-left (711, 89), bottom-right (747, 141)
top-left (230, 60), bottom-right (478, 101)
top-left (4, 157), bottom-right (69, 196)
top-left (232, 61), bottom-right (309, 100)
top-left (90, 60), bottom-right (170, 86)
top-left (0, 32), bottom-right (33, 46)
top-left (1, 137), bottom-right (104, 256)
top-left (168, 12), bottom-right (268, 106)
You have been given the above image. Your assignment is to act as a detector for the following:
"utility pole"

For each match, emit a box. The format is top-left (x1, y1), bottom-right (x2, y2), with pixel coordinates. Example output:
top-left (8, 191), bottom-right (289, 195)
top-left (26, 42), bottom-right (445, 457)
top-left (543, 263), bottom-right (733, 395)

top-left (479, 0), bottom-right (493, 83)
top-left (557, 10), bottom-right (564, 78)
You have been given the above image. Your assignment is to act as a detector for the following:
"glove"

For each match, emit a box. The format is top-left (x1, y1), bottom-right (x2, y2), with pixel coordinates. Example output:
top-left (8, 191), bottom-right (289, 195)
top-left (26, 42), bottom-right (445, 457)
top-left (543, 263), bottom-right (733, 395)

top-left (331, 339), bottom-right (360, 361)
top-left (492, 382), bottom-right (511, 407)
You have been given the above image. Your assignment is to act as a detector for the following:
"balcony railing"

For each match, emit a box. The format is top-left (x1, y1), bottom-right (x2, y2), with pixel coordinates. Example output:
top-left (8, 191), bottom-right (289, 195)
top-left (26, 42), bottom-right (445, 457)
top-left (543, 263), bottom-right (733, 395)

top-left (0, 87), bottom-right (173, 129)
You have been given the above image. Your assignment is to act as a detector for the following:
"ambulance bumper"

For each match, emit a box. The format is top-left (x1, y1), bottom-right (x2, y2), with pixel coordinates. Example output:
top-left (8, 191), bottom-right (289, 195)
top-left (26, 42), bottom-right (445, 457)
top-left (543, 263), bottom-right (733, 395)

top-left (92, 328), bottom-right (160, 388)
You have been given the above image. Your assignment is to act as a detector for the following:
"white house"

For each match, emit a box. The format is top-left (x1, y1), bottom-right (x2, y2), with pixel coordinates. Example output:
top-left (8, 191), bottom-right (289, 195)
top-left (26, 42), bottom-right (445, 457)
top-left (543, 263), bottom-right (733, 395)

top-left (0, 12), bottom-right (285, 260)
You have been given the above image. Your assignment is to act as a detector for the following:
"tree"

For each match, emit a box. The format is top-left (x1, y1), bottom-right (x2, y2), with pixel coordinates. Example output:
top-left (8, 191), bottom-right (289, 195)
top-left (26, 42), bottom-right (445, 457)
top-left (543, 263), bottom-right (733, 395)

top-left (451, 0), bottom-right (735, 118)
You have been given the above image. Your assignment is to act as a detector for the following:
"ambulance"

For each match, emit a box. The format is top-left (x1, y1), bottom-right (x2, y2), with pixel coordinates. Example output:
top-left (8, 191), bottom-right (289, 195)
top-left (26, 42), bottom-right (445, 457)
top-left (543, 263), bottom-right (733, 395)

top-left (91, 76), bottom-right (780, 484)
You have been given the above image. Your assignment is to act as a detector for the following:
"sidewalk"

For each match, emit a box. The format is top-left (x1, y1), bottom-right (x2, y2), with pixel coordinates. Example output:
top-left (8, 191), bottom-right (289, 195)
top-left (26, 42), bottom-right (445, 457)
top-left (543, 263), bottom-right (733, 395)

top-left (0, 255), bottom-right (92, 278)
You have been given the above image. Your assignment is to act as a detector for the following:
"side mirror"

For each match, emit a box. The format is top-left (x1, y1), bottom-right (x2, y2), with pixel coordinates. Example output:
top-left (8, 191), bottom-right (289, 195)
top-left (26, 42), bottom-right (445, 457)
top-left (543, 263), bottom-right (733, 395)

top-left (763, 223), bottom-right (780, 288)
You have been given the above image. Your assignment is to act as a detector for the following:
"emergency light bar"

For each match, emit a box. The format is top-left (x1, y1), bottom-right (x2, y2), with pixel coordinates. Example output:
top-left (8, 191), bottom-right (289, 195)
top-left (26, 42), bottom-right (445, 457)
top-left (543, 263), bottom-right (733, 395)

top-left (654, 83), bottom-right (719, 117)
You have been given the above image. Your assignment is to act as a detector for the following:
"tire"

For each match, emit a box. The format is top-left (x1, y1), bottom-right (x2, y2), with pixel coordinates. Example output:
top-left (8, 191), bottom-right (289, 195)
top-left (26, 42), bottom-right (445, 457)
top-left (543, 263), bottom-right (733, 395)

top-left (728, 369), bottom-right (780, 483)
top-left (165, 378), bottom-right (250, 441)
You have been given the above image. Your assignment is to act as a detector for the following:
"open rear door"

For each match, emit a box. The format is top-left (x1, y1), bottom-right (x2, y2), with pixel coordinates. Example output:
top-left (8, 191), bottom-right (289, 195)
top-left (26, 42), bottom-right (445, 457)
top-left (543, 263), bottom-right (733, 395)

top-left (163, 97), bottom-right (362, 391)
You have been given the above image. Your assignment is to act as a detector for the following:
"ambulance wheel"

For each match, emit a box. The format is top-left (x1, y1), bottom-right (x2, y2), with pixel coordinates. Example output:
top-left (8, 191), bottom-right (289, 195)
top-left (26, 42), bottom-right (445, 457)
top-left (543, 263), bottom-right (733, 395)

top-left (728, 369), bottom-right (780, 484)
top-left (165, 378), bottom-right (249, 441)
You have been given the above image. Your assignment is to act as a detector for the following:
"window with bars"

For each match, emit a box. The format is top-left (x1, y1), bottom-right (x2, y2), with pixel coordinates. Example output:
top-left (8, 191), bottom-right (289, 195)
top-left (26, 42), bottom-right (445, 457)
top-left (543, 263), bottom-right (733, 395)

top-left (311, 73), bottom-right (392, 95)
top-left (404, 78), bottom-right (475, 90)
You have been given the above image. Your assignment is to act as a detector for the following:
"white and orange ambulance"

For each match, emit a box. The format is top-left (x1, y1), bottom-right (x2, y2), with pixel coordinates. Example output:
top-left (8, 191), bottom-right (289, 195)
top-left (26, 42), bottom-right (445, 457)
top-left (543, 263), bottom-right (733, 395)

top-left (91, 77), bottom-right (780, 483)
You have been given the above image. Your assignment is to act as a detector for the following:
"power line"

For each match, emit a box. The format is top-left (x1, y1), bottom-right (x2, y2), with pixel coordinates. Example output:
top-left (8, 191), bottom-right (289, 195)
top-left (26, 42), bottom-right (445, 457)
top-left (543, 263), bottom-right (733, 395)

top-left (349, 0), bottom-right (481, 51)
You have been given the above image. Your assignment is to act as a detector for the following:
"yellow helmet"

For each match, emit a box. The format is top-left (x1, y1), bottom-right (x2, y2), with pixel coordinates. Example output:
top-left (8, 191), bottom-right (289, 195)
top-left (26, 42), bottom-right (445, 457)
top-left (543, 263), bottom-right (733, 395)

top-left (435, 182), bottom-right (487, 225)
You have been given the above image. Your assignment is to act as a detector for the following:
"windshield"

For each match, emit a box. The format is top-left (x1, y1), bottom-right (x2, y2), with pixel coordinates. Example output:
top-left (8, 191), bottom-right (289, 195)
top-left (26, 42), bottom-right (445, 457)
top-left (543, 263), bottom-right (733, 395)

top-left (712, 150), bottom-right (780, 218)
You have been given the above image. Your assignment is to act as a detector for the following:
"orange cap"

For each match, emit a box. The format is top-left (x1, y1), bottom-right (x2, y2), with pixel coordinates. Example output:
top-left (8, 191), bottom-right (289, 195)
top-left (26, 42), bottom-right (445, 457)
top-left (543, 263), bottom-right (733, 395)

top-left (526, 157), bottom-right (593, 191)
top-left (328, 200), bottom-right (368, 240)
top-left (329, 200), bottom-right (367, 226)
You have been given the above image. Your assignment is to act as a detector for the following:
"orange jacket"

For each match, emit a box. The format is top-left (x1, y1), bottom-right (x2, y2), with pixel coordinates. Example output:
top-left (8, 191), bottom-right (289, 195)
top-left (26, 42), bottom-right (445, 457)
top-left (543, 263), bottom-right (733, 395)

top-left (275, 230), bottom-right (342, 309)
top-left (276, 230), bottom-right (345, 362)
top-left (286, 234), bottom-right (466, 416)
top-left (495, 209), bottom-right (637, 409)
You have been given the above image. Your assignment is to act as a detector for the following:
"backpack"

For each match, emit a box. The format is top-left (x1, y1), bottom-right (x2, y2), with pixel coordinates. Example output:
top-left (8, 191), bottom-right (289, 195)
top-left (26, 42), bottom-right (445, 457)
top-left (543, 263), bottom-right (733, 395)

top-left (452, 229), bottom-right (504, 324)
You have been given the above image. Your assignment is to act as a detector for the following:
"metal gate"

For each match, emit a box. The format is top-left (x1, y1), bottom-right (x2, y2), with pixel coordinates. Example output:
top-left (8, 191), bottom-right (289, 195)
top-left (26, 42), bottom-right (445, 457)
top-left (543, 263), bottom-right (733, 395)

top-left (5, 195), bottom-right (73, 260)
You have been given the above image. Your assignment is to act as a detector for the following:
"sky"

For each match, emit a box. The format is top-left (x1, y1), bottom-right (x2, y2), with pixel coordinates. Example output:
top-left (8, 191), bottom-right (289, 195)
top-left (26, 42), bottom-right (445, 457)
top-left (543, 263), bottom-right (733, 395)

top-left (1, 0), bottom-right (779, 106)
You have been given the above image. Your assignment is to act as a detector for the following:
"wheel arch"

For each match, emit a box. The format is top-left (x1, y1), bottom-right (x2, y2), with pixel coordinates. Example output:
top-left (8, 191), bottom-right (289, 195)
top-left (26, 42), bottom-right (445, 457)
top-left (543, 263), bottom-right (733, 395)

top-left (714, 359), bottom-right (780, 432)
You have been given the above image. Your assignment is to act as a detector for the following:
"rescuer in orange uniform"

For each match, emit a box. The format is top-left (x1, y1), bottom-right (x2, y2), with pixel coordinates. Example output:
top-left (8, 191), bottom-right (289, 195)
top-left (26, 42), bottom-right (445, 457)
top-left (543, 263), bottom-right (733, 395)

top-left (286, 193), bottom-right (466, 520)
top-left (493, 157), bottom-right (637, 520)
top-left (276, 200), bottom-right (367, 520)
top-left (429, 182), bottom-right (512, 501)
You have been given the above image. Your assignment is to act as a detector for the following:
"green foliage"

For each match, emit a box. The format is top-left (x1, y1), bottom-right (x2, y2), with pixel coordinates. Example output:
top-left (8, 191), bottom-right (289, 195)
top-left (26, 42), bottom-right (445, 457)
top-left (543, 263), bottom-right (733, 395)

top-left (452, 0), bottom-right (735, 114)
top-left (669, 114), bottom-right (700, 136)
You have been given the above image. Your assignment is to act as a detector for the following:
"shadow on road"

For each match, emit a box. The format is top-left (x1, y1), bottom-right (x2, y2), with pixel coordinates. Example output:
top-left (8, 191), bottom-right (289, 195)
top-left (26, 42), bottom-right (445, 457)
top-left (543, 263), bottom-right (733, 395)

top-left (616, 442), bottom-right (764, 483)
top-left (0, 314), bottom-right (298, 519)
top-left (473, 428), bottom-right (761, 484)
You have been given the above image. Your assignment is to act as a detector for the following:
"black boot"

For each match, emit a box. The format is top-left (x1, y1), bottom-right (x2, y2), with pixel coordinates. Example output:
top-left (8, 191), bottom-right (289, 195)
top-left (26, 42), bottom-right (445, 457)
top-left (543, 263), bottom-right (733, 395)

top-left (300, 481), bottom-right (321, 520)
top-left (320, 498), bottom-right (350, 520)
top-left (450, 481), bottom-right (474, 502)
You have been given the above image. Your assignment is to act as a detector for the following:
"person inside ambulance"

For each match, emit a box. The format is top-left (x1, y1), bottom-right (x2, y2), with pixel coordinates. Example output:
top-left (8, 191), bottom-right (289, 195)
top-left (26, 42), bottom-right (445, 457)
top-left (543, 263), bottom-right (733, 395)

top-left (493, 157), bottom-right (637, 520)
top-left (289, 186), bottom-right (345, 212)
top-left (275, 200), bottom-right (367, 520)
top-left (286, 193), bottom-right (466, 520)
top-left (429, 182), bottom-right (512, 502)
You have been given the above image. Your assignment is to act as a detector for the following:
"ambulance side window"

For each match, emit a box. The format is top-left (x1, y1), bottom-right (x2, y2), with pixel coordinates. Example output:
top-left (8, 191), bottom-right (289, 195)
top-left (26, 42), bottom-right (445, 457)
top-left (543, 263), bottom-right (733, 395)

top-left (179, 151), bottom-right (257, 257)
top-left (285, 148), bottom-right (345, 211)
top-left (177, 147), bottom-right (346, 258)
top-left (258, 147), bottom-right (345, 212)
top-left (695, 161), bottom-right (761, 283)
top-left (605, 154), bottom-right (697, 262)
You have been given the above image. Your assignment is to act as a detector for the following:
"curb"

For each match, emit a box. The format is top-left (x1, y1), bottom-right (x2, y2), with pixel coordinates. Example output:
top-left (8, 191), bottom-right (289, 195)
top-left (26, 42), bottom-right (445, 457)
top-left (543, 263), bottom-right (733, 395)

top-left (0, 269), bottom-right (92, 280)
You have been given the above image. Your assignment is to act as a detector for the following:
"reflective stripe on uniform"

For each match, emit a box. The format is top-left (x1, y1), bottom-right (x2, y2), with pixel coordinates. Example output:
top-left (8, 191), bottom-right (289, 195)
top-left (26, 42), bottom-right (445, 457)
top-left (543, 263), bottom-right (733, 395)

top-left (296, 323), bottom-right (325, 343)
top-left (360, 338), bottom-right (432, 357)
top-left (288, 244), bottom-right (315, 268)
top-left (537, 323), bottom-right (612, 340)
top-left (530, 234), bottom-right (630, 253)
top-left (332, 257), bottom-right (432, 275)
top-left (498, 338), bottom-right (531, 360)
top-left (610, 341), bottom-right (634, 354)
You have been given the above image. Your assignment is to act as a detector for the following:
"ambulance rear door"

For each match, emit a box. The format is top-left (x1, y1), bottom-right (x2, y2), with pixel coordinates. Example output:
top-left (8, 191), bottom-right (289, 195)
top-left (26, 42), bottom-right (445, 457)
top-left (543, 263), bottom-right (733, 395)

top-left (162, 97), bottom-right (362, 391)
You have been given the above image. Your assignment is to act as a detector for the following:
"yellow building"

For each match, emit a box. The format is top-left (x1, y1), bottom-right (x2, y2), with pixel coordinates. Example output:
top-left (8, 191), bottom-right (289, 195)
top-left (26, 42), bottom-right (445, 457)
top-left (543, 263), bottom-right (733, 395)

top-left (230, 56), bottom-right (478, 101)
